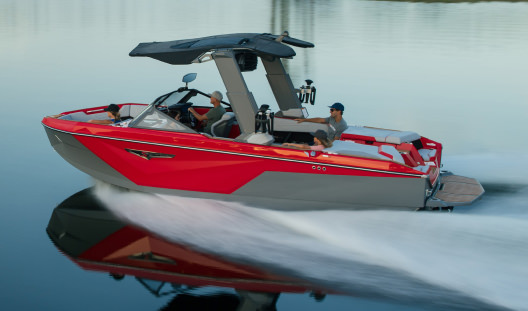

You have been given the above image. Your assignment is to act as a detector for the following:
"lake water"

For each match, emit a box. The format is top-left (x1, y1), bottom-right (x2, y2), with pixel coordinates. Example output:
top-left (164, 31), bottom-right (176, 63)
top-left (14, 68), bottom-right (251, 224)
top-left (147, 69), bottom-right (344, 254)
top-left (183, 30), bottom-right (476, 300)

top-left (1, 0), bottom-right (528, 310)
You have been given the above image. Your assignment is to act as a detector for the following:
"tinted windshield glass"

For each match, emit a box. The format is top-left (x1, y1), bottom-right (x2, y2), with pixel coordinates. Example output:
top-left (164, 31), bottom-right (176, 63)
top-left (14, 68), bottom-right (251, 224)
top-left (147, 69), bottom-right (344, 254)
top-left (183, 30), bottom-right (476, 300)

top-left (130, 106), bottom-right (195, 133)
top-left (160, 91), bottom-right (187, 107)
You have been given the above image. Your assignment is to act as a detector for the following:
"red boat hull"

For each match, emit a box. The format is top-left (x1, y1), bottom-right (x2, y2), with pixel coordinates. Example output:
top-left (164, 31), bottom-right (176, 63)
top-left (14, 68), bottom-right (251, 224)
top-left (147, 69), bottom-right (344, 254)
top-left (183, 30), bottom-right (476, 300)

top-left (43, 115), bottom-right (431, 211)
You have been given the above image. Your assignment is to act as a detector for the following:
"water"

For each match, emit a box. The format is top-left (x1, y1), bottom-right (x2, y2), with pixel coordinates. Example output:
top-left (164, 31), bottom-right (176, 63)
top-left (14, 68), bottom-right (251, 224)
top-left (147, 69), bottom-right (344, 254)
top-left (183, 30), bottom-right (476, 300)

top-left (94, 181), bottom-right (528, 310)
top-left (2, 0), bottom-right (528, 310)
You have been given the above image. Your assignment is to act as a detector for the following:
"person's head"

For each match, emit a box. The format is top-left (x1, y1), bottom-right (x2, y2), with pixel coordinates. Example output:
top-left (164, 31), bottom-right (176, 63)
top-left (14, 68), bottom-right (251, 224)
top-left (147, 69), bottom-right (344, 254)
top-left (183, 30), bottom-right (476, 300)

top-left (313, 129), bottom-right (333, 148)
top-left (210, 91), bottom-right (223, 106)
top-left (328, 102), bottom-right (344, 116)
top-left (104, 104), bottom-right (121, 119)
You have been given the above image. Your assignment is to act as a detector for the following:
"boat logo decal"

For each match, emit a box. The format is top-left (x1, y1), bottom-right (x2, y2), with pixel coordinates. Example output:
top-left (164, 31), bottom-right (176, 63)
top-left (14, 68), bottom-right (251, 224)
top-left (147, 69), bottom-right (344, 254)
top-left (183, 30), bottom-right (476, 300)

top-left (125, 148), bottom-right (175, 160)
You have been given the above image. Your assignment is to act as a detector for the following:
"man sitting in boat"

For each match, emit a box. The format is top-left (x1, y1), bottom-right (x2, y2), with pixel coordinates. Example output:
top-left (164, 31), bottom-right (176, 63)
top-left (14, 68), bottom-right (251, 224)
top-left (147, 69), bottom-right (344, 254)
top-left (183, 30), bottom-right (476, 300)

top-left (188, 91), bottom-right (226, 135)
top-left (294, 102), bottom-right (348, 141)
top-left (282, 130), bottom-right (333, 150)
top-left (88, 104), bottom-right (122, 125)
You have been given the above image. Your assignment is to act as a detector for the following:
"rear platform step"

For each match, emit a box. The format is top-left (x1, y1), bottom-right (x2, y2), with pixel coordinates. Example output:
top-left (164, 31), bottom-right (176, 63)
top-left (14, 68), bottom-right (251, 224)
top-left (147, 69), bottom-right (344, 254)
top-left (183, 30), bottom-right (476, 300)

top-left (426, 173), bottom-right (485, 208)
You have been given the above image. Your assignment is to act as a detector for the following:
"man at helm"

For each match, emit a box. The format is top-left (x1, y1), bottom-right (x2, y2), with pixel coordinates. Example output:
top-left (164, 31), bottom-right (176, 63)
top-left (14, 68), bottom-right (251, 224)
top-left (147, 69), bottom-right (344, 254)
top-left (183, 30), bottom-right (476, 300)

top-left (189, 91), bottom-right (226, 135)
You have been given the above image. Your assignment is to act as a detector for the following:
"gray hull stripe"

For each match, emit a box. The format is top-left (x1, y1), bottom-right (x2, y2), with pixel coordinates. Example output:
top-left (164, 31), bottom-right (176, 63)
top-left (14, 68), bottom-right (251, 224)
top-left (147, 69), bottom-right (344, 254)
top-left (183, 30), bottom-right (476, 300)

top-left (43, 123), bottom-right (425, 178)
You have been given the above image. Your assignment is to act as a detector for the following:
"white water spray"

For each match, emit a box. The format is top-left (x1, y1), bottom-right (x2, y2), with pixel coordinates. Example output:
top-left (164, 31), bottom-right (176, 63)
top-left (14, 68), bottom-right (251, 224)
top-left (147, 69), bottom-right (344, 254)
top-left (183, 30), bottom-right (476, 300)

top-left (92, 153), bottom-right (528, 310)
top-left (94, 182), bottom-right (528, 311)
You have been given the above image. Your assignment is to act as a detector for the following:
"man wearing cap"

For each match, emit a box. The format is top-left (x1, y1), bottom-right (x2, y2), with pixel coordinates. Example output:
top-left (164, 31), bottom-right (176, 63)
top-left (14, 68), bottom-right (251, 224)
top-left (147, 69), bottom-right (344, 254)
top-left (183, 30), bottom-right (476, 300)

top-left (189, 91), bottom-right (226, 135)
top-left (88, 104), bottom-right (122, 125)
top-left (295, 102), bottom-right (348, 141)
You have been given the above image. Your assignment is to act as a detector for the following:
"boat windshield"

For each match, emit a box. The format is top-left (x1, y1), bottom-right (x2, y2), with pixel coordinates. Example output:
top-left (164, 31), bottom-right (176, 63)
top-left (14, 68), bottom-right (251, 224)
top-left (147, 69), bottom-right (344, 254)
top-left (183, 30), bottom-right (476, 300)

top-left (129, 105), bottom-right (196, 133)
top-left (154, 91), bottom-right (187, 107)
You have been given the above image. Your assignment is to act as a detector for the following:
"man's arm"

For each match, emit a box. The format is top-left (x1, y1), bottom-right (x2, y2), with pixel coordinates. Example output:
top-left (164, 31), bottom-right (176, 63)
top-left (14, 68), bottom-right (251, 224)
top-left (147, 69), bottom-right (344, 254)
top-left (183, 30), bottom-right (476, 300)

top-left (282, 142), bottom-right (310, 150)
top-left (88, 119), bottom-right (113, 125)
top-left (294, 117), bottom-right (327, 124)
top-left (188, 107), bottom-right (208, 122)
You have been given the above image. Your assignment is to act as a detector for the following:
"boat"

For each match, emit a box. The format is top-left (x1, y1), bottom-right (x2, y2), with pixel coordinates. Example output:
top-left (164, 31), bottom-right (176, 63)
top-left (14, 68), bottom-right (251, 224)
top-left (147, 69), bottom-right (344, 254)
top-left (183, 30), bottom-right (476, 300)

top-left (47, 188), bottom-right (328, 309)
top-left (42, 32), bottom-right (484, 211)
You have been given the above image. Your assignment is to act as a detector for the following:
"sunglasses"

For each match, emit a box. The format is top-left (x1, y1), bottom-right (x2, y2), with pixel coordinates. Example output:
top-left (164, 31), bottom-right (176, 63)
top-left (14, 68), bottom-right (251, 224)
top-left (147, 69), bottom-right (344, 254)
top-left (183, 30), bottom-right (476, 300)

top-left (330, 108), bottom-right (336, 112)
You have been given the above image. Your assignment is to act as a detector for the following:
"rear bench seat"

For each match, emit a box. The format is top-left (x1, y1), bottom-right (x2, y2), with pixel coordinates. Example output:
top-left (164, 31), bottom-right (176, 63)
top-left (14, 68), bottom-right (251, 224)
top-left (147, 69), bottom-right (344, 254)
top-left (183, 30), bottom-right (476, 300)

top-left (324, 140), bottom-right (405, 164)
top-left (341, 126), bottom-right (421, 144)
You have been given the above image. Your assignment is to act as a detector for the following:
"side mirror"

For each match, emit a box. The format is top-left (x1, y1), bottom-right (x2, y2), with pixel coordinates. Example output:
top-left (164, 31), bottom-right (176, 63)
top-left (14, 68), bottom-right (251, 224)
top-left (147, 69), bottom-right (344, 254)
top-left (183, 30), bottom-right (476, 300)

top-left (182, 73), bottom-right (197, 87)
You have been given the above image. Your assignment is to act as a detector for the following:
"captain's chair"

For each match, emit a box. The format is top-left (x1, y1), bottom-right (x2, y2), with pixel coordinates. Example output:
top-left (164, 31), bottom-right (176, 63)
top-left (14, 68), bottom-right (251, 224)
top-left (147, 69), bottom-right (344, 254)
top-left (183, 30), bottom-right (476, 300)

top-left (211, 112), bottom-right (236, 138)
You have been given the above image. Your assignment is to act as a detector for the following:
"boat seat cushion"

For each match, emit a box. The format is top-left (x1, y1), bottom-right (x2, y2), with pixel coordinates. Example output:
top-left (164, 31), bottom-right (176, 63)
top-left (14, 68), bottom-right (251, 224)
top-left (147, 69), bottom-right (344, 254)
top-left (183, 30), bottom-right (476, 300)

top-left (378, 145), bottom-right (405, 164)
top-left (342, 126), bottom-right (421, 144)
top-left (324, 140), bottom-right (405, 164)
top-left (211, 112), bottom-right (236, 137)
top-left (59, 112), bottom-right (95, 122)
top-left (418, 148), bottom-right (437, 161)
top-left (414, 165), bottom-right (432, 173)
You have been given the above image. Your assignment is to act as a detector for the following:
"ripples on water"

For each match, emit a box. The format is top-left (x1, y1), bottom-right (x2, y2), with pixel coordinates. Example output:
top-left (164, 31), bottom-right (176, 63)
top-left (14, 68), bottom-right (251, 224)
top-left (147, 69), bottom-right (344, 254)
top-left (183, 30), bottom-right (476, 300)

top-left (94, 154), bottom-right (528, 311)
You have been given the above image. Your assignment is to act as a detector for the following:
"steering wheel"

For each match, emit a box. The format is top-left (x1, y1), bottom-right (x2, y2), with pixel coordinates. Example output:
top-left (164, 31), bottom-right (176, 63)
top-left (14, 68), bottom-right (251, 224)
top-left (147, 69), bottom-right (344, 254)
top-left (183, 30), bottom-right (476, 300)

top-left (188, 104), bottom-right (198, 128)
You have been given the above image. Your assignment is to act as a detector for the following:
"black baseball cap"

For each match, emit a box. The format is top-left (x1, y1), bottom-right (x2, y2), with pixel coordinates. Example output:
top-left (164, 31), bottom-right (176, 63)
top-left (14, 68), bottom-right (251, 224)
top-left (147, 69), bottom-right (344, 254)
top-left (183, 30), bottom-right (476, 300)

top-left (104, 104), bottom-right (120, 112)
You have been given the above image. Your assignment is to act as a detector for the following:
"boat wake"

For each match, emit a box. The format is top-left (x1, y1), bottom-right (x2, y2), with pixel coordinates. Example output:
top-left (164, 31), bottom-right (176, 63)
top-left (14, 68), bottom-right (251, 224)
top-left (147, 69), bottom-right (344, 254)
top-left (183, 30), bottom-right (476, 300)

top-left (93, 177), bottom-right (527, 311)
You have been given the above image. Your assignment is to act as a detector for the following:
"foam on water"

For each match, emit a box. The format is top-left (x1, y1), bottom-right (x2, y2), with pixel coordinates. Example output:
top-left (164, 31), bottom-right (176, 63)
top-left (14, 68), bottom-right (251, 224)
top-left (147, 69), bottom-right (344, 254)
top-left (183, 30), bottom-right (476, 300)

top-left (93, 154), bottom-right (528, 310)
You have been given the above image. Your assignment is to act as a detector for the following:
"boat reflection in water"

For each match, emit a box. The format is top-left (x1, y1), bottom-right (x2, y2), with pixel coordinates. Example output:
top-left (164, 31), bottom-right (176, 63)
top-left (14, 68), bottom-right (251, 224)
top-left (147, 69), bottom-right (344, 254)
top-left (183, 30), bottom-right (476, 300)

top-left (46, 188), bottom-right (328, 310)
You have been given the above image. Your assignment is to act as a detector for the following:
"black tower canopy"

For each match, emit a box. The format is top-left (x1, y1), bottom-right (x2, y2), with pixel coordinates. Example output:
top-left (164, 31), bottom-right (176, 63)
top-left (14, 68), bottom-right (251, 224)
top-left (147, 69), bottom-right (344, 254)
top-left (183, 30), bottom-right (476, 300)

top-left (129, 33), bottom-right (314, 65)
